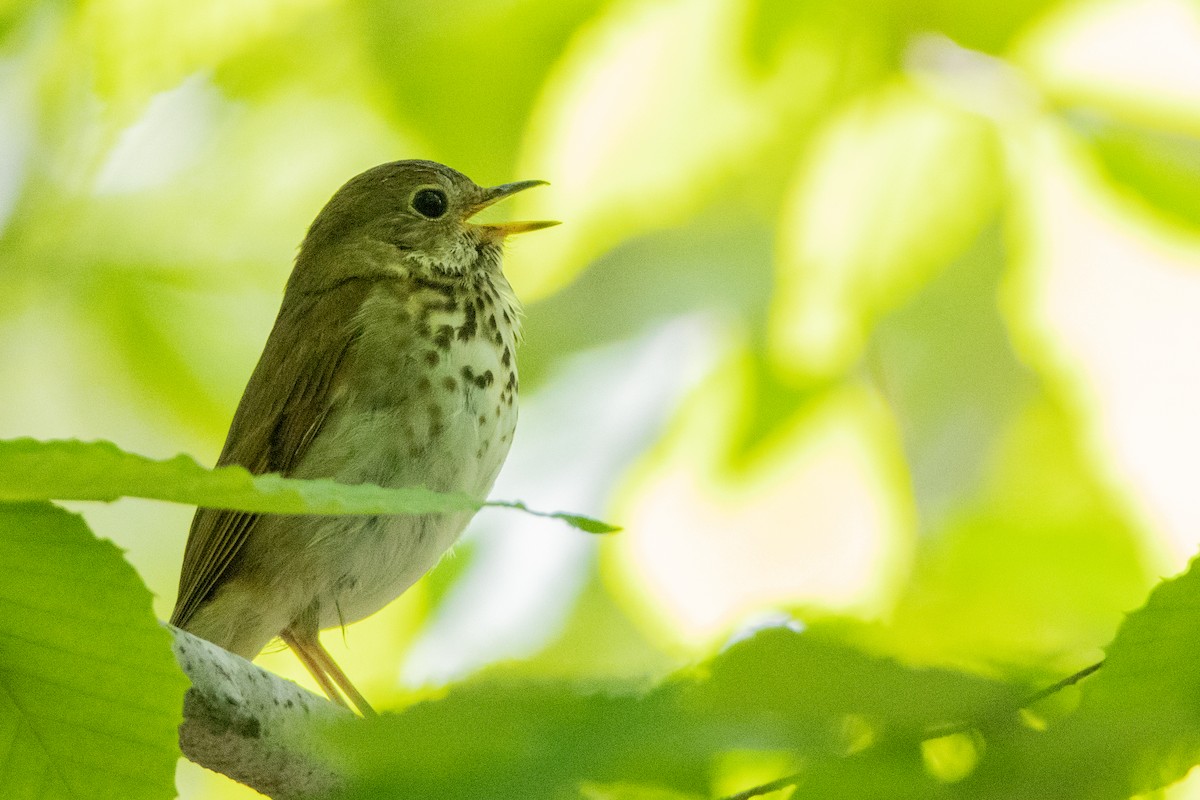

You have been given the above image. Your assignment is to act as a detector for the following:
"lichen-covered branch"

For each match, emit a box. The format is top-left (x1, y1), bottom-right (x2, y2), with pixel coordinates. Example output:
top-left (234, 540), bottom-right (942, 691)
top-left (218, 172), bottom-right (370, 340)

top-left (169, 625), bottom-right (351, 799)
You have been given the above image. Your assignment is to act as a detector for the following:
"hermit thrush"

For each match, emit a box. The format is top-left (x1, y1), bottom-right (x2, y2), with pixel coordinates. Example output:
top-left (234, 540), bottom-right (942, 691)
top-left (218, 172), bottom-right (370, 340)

top-left (170, 160), bottom-right (556, 714)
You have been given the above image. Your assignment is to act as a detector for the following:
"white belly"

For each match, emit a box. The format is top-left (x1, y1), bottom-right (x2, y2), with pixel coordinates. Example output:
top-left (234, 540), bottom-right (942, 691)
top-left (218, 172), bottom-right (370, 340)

top-left (292, 313), bottom-right (518, 629)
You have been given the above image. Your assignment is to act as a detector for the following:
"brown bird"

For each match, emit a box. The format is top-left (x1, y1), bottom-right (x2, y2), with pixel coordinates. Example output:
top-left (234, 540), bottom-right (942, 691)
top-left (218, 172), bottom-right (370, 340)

top-left (169, 160), bottom-right (556, 714)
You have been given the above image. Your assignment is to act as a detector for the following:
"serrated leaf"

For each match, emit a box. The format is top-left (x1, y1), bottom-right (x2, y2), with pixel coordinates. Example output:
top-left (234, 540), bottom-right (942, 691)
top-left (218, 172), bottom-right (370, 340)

top-left (0, 438), bottom-right (614, 533)
top-left (0, 501), bottom-right (187, 800)
top-left (1065, 552), bottom-right (1200, 795)
top-left (962, 554), bottom-right (1200, 799)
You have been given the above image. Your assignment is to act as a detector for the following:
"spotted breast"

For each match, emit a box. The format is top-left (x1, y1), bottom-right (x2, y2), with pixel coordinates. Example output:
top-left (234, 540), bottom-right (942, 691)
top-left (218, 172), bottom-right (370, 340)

top-left (289, 270), bottom-right (521, 630)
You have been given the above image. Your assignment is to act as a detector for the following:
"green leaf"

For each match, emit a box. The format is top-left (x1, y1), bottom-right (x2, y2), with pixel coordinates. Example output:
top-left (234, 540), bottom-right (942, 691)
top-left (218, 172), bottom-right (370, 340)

top-left (886, 399), bottom-right (1153, 670)
top-left (579, 783), bottom-right (708, 800)
top-left (75, 0), bottom-right (337, 123)
top-left (0, 501), bottom-right (187, 799)
top-left (1072, 554), bottom-right (1200, 794)
top-left (0, 438), bottom-right (613, 533)
top-left (868, 223), bottom-right (1036, 522)
top-left (355, 0), bottom-right (608, 177)
top-left (745, 0), bottom-right (1057, 70)
top-left (498, 503), bottom-right (621, 533)
top-left (787, 749), bottom-right (951, 800)
top-left (1070, 109), bottom-right (1200, 230)
top-left (770, 83), bottom-right (1002, 378)
top-left (325, 627), bottom-right (1017, 799)
top-left (962, 553), bottom-right (1200, 799)
top-left (744, 0), bottom-right (905, 74)
top-left (0, 438), bottom-right (477, 512)
top-left (910, 0), bottom-right (1059, 55)
top-left (744, 0), bottom-right (1056, 77)
top-left (555, 514), bottom-right (620, 534)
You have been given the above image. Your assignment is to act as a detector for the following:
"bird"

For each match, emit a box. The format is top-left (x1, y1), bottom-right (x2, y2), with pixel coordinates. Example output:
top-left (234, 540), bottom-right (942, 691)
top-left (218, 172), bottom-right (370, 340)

top-left (169, 159), bottom-right (556, 715)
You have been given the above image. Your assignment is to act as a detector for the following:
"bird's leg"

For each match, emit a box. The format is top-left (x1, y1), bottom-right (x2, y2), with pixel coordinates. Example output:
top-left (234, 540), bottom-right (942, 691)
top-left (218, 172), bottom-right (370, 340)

top-left (280, 627), bottom-right (349, 710)
top-left (310, 637), bottom-right (376, 717)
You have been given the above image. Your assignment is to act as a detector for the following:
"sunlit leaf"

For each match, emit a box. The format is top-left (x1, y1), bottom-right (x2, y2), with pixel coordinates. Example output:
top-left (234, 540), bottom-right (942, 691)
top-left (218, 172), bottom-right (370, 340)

top-left (356, 0), bottom-right (608, 179)
top-left (513, 0), bottom-right (774, 299)
top-left (609, 364), bottom-right (912, 647)
top-left (75, 0), bottom-right (336, 122)
top-left (0, 501), bottom-right (186, 799)
top-left (912, 0), bottom-right (1060, 55)
top-left (865, 214), bottom-right (1153, 669)
top-left (724, 351), bottom-right (841, 466)
top-left (770, 82), bottom-right (1001, 378)
top-left (212, 3), bottom-right (388, 101)
top-left (1069, 109), bottom-right (1200, 230)
top-left (746, 0), bottom-right (1058, 69)
top-left (860, 215), bottom-right (1153, 670)
top-left (744, 0), bottom-right (906, 74)
top-left (0, 438), bottom-right (613, 532)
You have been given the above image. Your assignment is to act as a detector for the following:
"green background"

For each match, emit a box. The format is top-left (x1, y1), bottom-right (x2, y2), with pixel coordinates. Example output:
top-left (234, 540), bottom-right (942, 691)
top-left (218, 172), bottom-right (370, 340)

top-left (2, 0), bottom-right (1200, 797)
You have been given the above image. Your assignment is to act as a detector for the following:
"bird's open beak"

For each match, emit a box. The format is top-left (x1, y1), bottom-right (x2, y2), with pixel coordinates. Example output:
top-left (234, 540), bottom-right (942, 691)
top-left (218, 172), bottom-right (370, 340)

top-left (468, 180), bottom-right (559, 242)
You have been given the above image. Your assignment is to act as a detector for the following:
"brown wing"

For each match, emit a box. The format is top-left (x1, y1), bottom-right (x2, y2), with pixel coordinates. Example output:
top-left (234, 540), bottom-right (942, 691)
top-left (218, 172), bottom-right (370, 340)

top-left (169, 277), bottom-right (374, 629)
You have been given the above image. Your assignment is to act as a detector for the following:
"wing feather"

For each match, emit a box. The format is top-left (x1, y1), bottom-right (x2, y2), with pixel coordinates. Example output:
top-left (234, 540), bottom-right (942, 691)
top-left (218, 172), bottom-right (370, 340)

top-left (170, 278), bottom-right (373, 628)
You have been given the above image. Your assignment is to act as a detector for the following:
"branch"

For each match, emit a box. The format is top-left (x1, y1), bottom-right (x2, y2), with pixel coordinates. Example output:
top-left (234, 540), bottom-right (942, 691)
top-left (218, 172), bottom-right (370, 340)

top-left (723, 773), bottom-right (805, 800)
top-left (169, 625), bottom-right (352, 799)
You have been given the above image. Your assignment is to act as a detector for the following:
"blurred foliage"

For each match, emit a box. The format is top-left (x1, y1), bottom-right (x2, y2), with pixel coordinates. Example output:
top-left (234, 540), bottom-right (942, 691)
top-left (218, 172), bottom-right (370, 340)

top-left (963, 553), bottom-right (1200, 799)
top-left (328, 625), bottom-right (1018, 799)
top-left (1070, 109), bottom-right (1200, 231)
top-left (328, 555), bottom-right (1200, 799)
top-left (1, 0), bottom-right (1199, 797)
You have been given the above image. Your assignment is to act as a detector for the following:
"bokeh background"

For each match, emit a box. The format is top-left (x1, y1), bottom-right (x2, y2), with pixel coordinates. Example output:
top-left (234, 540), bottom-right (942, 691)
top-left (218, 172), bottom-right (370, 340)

top-left (2, 0), bottom-right (1200, 796)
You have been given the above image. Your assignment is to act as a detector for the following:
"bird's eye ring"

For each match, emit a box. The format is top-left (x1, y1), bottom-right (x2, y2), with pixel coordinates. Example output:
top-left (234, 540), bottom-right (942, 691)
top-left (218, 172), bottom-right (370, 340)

top-left (412, 188), bottom-right (449, 219)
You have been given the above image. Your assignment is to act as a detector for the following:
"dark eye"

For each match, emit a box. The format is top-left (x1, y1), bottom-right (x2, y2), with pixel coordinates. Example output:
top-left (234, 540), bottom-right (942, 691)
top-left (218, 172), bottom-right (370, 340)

top-left (412, 188), bottom-right (448, 219)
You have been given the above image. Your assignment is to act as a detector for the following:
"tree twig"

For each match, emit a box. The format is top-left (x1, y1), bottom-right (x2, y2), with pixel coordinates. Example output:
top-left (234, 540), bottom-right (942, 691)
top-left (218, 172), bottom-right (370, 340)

top-left (1021, 659), bottom-right (1104, 706)
top-left (722, 771), bottom-right (806, 800)
top-left (170, 625), bottom-right (352, 799)
top-left (922, 659), bottom-right (1106, 741)
top-left (717, 659), bottom-right (1106, 800)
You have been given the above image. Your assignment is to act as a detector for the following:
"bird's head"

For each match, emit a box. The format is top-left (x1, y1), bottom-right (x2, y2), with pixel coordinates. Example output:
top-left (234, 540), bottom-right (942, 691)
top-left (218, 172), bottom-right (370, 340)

top-left (295, 160), bottom-right (557, 287)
